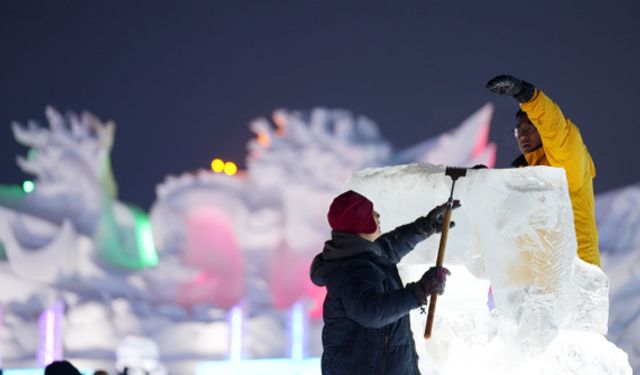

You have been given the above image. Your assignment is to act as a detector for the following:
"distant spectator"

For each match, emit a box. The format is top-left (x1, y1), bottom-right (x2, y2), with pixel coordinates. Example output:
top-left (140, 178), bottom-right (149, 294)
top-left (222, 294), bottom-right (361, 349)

top-left (44, 360), bottom-right (81, 375)
top-left (94, 370), bottom-right (110, 375)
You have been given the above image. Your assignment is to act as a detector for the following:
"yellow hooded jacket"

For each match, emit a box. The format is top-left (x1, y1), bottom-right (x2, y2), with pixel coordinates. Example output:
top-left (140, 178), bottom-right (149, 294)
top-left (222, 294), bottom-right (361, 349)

top-left (520, 90), bottom-right (601, 266)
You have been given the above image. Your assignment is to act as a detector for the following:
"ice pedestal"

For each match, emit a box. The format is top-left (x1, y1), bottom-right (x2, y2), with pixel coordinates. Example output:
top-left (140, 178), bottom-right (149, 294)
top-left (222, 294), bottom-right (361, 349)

top-left (345, 164), bottom-right (630, 374)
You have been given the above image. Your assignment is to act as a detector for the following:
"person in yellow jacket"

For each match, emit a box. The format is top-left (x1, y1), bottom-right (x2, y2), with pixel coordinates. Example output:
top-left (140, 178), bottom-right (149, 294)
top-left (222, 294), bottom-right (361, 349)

top-left (486, 74), bottom-right (601, 267)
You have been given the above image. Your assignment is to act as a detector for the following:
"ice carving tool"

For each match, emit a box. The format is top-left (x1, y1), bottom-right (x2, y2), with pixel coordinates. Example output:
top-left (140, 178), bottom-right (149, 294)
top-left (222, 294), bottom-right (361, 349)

top-left (424, 166), bottom-right (467, 339)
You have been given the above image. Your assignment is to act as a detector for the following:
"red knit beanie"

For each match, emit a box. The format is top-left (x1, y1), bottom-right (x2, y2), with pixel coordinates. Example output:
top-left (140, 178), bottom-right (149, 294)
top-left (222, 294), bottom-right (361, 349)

top-left (327, 190), bottom-right (377, 234)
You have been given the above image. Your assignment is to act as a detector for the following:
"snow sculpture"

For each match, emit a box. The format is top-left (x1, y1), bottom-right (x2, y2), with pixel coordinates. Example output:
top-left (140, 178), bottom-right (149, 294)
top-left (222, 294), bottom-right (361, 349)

top-left (147, 172), bottom-right (248, 308)
top-left (0, 107), bottom-right (157, 284)
top-left (596, 183), bottom-right (640, 255)
top-left (0, 104), bottom-right (498, 368)
top-left (393, 103), bottom-right (496, 167)
top-left (149, 105), bottom-right (497, 312)
top-left (596, 183), bottom-right (640, 373)
top-left (115, 335), bottom-right (168, 375)
top-left (345, 164), bottom-right (630, 374)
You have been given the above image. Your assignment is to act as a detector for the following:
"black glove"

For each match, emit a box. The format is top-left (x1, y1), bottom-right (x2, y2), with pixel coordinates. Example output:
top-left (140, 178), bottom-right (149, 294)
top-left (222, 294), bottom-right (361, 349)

top-left (486, 74), bottom-right (536, 103)
top-left (408, 266), bottom-right (451, 304)
top-left (414, 200), bottom-right (461, 236)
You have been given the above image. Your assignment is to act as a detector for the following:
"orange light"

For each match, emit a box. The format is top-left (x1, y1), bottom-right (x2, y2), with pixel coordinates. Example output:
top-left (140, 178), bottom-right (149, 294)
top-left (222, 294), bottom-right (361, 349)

top-left (224, 161), bottom-right (237, 176)
top-left (211, 158), bottom-right (225, 173)
top-left (257, 131), bottom-right (271, 147)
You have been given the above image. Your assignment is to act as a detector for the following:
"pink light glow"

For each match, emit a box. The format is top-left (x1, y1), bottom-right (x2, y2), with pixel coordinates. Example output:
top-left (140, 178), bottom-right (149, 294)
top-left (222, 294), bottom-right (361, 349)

top-left (471, 121), bottom-right (490, 159)
top-left (471, 116), bottom-right (497, 168)
top-left (268, 246), bottom-right (324, 320)
top-left (484, 143), bottom-right (497, 168)
top-left (305, 285), bottom-right (326, 320)
top-left (178, 208), bottom-right (244, 308)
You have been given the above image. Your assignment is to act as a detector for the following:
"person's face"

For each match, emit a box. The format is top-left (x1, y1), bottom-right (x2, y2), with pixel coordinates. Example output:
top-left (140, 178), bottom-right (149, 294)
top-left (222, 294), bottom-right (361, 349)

top-left (372, 211), bottom-right (381, 238)
top-left (514, 118), bottom-right (542, 154)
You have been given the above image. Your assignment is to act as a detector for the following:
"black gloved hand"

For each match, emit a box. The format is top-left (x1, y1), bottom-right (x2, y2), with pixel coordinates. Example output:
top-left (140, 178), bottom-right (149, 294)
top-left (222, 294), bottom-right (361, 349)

top-left (408, 266), bottom-right (451, 304)
top-left (414, 200), bottom-right (461, 236)
top-left (486, 74), bottom-right (536, 103)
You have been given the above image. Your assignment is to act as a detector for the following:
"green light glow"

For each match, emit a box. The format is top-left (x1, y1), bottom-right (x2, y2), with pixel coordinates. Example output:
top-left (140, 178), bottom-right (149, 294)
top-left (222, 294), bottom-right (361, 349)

top-left (22, 180), bottom-right (35, 193)
top-left (129, 205), bottom-right (159, 267)
top-left (96, 204), bottom-right (159, 270)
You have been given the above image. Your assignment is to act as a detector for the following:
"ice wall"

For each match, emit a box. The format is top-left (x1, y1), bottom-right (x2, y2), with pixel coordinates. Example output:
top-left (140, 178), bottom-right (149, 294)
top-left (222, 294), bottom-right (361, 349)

top-left (345, 164), bottom-right (630, 374)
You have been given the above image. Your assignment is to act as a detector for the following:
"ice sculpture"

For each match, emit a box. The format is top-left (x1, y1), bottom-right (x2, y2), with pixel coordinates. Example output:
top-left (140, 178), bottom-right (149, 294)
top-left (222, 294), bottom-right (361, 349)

top-left (0, 107), bottom-right (157, 282)
top-left (115, 336), bottom-right (168, 375)
top-left (147, 172), bottom-right (249, 308)
top-left (393, 103), bottom-right (496, 167)
top-left (596, 183), bottom-right (640, 372)
top-left (345, 164), bottom-right (630, 374)
top-left (596, 183), bottom-right (640, 255)
top-left (149, 105), bottom-right (497, 312)
top-left (0, 104), bottom-right (498, 369)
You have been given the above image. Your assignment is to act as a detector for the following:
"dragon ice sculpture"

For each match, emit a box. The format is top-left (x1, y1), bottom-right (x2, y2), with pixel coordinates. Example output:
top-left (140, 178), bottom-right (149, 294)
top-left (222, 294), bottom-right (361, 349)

top-left (3, 103), bottom-right (639, 371)
top-left (0, 104), bottom-right (495, 312)
top-left (0, 107), bottom-right (157, 283)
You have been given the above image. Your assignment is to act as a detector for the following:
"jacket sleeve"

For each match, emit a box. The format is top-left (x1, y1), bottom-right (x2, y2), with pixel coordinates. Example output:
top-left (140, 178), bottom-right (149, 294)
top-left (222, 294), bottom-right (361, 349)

top-left (520, 90), bottom-right (596, 191)
top-left (337, 260), bottom-right (420, 328)
top-left (375, 222), bottom-right (427, 264)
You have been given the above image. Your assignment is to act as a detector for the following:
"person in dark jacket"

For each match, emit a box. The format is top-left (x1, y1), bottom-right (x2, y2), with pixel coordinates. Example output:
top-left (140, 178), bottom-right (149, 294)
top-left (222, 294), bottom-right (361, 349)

top-left (310, 190), bottom-right (458, 375)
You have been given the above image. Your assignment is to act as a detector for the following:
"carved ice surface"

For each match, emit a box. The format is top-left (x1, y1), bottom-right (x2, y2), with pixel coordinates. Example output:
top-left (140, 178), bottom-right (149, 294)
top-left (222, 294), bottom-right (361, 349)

top-left (345, 164), bottom-right (630, 374)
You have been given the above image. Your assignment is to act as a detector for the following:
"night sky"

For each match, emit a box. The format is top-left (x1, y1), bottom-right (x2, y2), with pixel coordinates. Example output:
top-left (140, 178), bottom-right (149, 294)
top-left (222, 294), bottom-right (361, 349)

top-left (2, 1), bottom-right (639, 209)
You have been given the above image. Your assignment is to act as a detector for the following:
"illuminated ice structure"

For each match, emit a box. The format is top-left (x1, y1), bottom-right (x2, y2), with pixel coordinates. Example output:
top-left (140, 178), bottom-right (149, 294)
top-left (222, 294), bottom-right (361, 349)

top-left (0, 104), bottom-right (495, 372)
top-left (148, 104), bottom-right (496, 361)
top-left (0, 107), bottom-right (157, 275)
top-left (0, 108), bottom-right (159, 372)
top-left (0, 102), bottom-right (637, 375)
top-left (345, 164), bottom-right (631, 374)
top-left (0, 102), bottom-right (637, 374)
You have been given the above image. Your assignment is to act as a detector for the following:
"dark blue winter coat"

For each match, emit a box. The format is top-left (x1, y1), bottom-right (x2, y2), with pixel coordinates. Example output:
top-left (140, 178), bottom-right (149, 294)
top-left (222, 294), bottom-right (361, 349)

top-left (310, 222), bottom-right (428, 375)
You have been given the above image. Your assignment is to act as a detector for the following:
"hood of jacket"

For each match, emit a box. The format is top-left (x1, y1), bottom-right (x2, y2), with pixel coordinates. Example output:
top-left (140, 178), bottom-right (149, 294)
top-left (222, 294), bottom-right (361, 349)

top-left (310, 231), bottom-right (382, 287)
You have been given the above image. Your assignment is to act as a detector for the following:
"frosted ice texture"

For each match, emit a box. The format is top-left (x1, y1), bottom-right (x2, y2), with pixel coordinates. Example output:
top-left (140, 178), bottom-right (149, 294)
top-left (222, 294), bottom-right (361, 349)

top-left (345, 164), bottom-right (629, 374)
top-left (596, 183), bottom-right (640, 373)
